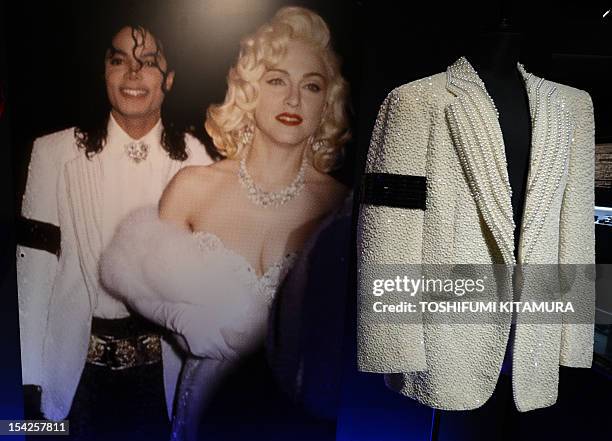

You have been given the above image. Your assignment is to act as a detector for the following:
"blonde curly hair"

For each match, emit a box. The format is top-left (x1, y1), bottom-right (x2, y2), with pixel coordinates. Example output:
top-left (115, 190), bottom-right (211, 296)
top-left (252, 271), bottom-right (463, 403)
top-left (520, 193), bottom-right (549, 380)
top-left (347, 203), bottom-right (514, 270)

top-left (205, 6), bottom-right (350, 173)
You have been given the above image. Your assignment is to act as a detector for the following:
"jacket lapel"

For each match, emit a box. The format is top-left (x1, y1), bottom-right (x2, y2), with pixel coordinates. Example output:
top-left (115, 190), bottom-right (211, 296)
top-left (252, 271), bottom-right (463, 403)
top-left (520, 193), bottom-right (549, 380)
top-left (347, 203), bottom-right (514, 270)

top-left (64, 153), bottom-right (104, 309)
top-left (516, 66), bottom-right (573, 264)
top-left (445, 57), bottom-right (516, 264)
top-left (445, 58), bottom-right (574, 265)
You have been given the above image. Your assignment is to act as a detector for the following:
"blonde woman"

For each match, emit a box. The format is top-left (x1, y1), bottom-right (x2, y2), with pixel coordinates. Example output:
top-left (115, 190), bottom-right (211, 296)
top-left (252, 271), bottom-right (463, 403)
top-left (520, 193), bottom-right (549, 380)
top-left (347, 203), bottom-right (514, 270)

top-left (100, 6), bottom-right (350, 441)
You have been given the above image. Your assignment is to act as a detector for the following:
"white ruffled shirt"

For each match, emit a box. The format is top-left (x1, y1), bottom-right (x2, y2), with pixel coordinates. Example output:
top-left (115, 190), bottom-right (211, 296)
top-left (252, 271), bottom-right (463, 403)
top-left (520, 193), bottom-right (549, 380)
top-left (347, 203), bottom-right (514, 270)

top-left (94, 114), bottom-right (176, 318)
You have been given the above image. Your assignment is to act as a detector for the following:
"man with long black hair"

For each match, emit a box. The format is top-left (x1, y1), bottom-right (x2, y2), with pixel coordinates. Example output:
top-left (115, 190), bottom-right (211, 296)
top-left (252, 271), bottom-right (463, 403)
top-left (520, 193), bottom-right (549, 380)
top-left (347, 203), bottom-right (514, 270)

top-left (17, 16), bottom-right (212, 440)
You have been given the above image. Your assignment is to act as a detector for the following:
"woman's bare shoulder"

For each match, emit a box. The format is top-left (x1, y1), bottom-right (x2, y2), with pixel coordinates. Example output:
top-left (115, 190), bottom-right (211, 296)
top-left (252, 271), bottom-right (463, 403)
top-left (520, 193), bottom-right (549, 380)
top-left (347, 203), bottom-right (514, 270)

top-left (171, 160), bottom-right (236, 191)
top-left (309, 169), bottom-right (349, 195)
top-left (160, 161), bottom-right (238, 225)
top-left (207, 158), bottom-right (239, 173)
top-left (305, 169), bottom-right (350, 213)
top-left (161, 164), bottom-right (217, 209)
top-left (175, 163), bottom-right (215, 181)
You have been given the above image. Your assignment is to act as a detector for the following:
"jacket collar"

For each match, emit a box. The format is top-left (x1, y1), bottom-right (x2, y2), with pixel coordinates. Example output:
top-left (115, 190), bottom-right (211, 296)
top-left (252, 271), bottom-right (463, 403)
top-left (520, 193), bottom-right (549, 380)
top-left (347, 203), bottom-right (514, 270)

top-left (445, 57), bottom-right (573, 264)
top-left (106, 113), bottom-right (165, 161)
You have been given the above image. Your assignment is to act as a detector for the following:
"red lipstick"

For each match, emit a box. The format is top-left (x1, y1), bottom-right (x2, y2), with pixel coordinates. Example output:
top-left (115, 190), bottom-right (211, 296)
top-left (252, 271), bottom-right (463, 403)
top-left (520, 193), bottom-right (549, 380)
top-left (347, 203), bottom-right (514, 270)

top-left (275, 113), bottom-right (303, 126)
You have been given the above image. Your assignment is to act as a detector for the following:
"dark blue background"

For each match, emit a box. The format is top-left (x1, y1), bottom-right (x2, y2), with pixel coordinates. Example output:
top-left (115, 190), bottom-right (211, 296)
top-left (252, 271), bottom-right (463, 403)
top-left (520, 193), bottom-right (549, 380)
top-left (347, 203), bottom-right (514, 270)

top-left (1, 2), bottom-right (25, 440)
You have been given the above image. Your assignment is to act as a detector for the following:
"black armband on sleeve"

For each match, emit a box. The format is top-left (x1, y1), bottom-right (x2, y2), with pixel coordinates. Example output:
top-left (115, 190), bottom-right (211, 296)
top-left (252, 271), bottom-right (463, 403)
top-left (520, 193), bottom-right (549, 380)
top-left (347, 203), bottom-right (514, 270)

top-left (17, 217), bottom-right (61, 256)
top-left (361, 173), bottom-right (427, 210)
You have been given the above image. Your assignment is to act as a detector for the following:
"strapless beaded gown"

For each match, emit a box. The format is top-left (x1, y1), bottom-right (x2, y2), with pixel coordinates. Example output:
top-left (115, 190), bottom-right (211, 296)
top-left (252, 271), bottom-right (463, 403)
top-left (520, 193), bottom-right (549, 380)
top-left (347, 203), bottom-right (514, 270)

top-left (99, 208), bottom-right (297, 441)
top-left (170, 232), bottom-right (297, 441)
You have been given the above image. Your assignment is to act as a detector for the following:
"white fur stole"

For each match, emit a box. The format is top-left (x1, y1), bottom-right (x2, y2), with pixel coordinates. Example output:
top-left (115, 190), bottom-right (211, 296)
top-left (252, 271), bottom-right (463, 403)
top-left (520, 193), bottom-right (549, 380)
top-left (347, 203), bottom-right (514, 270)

top-left (99, 206), bottom-right (268, 358)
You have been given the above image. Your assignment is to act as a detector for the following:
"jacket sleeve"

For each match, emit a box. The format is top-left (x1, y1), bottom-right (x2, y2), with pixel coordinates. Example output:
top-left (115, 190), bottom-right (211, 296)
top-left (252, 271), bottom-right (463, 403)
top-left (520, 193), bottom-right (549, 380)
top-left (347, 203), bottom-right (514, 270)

top-left (558, 91), bottom-right (596, 368)
top-left (356, 86), bottom-right (429, 373)
top-left (16, 137), bottom-right (61, 386)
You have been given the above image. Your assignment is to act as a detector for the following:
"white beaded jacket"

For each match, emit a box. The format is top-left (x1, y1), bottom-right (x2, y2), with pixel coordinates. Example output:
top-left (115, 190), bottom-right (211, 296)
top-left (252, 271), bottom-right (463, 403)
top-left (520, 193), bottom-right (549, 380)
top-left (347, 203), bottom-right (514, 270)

top-left (357, 57), bottom-right (595, 412)
top-left (16, 123), bottom-right (212, 420)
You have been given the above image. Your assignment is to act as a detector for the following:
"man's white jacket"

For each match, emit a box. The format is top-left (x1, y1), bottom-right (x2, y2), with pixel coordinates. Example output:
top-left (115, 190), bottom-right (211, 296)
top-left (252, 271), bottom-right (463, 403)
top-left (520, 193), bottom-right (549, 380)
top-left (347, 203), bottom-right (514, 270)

top-left (357, 57), bottom-right (595, 412)
top-left (17, 126), bottom-right (212, 420)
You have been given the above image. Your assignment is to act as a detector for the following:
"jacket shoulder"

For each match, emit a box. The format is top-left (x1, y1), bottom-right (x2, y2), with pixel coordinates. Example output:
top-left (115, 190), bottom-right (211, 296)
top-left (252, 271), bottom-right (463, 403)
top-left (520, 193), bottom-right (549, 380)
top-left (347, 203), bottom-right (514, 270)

top-left (375, 73), bottom-right (447, 117)
top-left (32, 127), bottom-right (79, 161)
top-left (391, 72), bottom-right (447, 101)
top-left (546, 80), bottom-right (593, 111)
top-left (375, 73), bottom-right (446, 121)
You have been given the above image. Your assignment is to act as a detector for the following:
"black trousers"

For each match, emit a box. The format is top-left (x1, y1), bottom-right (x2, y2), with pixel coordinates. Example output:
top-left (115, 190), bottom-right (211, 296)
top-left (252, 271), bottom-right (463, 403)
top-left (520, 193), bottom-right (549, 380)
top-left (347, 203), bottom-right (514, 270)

top-left (64, 359), bottom-right (170, 441)
top-left (32, 316), bottom-right (171, 441)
